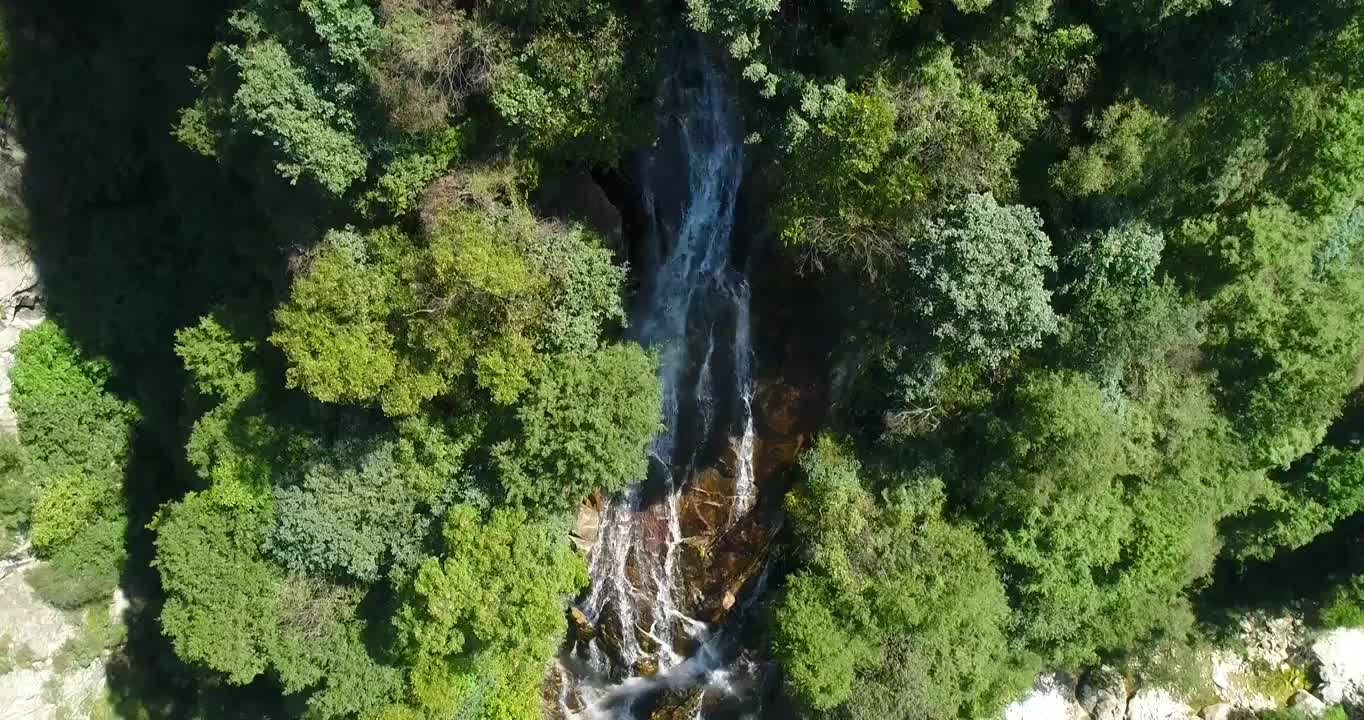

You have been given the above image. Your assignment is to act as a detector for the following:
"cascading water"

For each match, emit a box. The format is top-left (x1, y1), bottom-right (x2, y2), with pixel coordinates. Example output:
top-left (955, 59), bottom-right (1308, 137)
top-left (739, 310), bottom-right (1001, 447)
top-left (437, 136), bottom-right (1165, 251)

top-left (557, 39), bottom-right (763, 720)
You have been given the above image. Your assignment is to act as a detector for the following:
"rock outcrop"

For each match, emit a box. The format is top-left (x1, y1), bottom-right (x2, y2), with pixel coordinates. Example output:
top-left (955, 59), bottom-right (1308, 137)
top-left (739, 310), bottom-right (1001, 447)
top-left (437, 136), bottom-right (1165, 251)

top-left (1290, 689), bottom-right (1329, 717)
top-left (1312, 628), bottom-right (1364, 707)
top-left (1199, 703), bottom-right (1234, 720)
top-left (1078, 668), bottom-right (1128, 720)
top-left (0, 130), bottom-right (41, 436)
top-left (1006, 675), bottom-right (1091, 720)
top-left (570, 494), bottom-right (602, 555)
top-left (1127, 689), bottom-right (1199, 720)
top-left (0, 565), bottom-right (111, 720)
top-left (532, 166), bottom-right (626, 259)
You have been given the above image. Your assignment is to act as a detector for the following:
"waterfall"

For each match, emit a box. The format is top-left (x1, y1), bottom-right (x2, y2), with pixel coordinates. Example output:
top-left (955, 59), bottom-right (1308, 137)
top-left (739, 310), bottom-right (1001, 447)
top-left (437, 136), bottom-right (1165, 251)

top-left (561, 39), bottom-right (760, 720)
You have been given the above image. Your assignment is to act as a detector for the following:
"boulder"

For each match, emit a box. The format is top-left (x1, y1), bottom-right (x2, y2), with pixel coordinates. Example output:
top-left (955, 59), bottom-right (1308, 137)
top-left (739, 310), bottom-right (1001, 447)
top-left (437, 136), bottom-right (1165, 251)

top-left (1312, 628), bottom-right (1364, 706)
top-left (1127, 689), bottom-right (1198, 720)
top-left (1006, 675), bottom-right (1091, 720)
top-left (569, 607), bottom-right (594, 642)
top-left (1078, 668), bottom-right (1128, 720)
top-left (1200, 704), bottom-right (1234, 720)
top-left (633, 656), bottom-right (658, 678)
top-left (570, 496), bottom-right (601, 555)
top-left (1289, 689), bottom-right (1328, 717)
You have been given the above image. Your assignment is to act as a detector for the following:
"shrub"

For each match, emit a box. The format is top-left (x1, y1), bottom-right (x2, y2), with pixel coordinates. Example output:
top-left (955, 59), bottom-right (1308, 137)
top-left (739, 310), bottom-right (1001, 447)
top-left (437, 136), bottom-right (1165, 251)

top-left (1320, 575), bottom-right (1364, 629)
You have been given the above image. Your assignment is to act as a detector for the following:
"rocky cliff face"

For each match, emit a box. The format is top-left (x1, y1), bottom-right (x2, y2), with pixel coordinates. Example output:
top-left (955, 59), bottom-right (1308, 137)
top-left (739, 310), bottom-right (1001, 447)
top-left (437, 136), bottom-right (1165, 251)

top-left (0, 127), bottom-right (41, 435)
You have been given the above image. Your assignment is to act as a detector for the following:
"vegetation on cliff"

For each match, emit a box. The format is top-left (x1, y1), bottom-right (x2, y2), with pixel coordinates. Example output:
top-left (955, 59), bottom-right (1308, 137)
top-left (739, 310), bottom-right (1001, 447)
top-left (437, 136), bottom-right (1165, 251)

top-left (0, 0), bottom-right (1361, 718)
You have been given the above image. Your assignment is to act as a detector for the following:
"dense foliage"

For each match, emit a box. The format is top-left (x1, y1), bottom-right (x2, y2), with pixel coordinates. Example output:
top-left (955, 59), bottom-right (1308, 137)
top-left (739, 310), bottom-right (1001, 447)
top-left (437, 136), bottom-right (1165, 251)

top-left (1, 0), bottom-right (1362, 719)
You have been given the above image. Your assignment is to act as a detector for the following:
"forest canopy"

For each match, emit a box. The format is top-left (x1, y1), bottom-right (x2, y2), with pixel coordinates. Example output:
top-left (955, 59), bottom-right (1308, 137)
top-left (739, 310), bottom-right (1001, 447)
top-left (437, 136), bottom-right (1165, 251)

top-left (0, 0), bottom-right (1362, 719)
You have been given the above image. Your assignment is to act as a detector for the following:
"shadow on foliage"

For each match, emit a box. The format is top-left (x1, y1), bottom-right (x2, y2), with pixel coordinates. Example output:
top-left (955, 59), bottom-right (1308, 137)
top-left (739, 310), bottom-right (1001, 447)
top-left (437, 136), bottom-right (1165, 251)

top-left (3, 0), bottom-right (300, 715)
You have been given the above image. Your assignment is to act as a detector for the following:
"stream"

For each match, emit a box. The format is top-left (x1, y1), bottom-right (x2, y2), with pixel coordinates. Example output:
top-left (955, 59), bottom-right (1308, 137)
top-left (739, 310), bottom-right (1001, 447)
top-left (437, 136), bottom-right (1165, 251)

top-left (554, 39), bottom-right (767, 720)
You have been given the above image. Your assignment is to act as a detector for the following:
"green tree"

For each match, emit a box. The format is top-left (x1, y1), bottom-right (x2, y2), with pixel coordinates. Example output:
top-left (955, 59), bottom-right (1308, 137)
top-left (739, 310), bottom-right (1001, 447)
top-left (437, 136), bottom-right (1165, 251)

top-left (388, 504), bottom-right (587, 720)
top-left (267, 431), bottom-right (472, 582)
top-left (1052, 101), bottom-right (1167, 198)
top-left (974, 371), bottom-right (1140, 667)
top-left (175, 0), bottom-right (379, 193)
top-left (904, 193), bottom-right (1059, 369)
top-left (493, 346), bottom-right (661, 511)
top-left (774, 438), bottom-right (1036, 719)
top-left (8, 321), bottom-right (137, 607)
top-left (1229, 446), bottom-right (1364, 560)
top-left (1198, 203), bottom-right (1364, 467)
top-left (272, 184), bottom-right (631, 416)
top-left (153, 492), bottom-right (283, 684)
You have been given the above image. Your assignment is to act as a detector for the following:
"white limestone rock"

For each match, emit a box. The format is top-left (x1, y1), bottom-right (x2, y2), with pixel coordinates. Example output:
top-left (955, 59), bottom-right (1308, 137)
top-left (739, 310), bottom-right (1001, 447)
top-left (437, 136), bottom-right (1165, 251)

top-left (1078, 667), bottom-right (1128, 720)
top-left (1006, 675), bottom-right (1092, 720)
top-left (1199, 703), bottom-right (1234, 720)
top-left (1127, 688), bottom-right (1198, 720)
top-left (1312, 628), bottom-right (1364, 706)
top-left (1289, 689), bottom-right (1328, 717)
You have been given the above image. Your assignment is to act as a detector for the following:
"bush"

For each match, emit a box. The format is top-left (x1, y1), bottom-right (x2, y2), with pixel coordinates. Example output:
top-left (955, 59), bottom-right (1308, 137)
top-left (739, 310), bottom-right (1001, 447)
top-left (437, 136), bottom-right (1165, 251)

top-left (10, 322), bottom-right (138, 473)
top-left (25, 514), bottom-right (126, 609)
top-left (52, 605), bottom-right (127, 673)
top-left (0, 436), bottom-right (32, 555)
top-left (1320, 575), bottom-right (1364, 629)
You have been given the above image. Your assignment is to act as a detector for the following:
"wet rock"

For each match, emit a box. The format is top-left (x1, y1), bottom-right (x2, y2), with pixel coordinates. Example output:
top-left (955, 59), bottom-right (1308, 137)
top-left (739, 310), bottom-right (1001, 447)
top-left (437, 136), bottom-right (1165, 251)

top-left (634, 656), bottom-right (659, 678)
top-left (634, 622), bottom-right (661, 655)
top-left (677, 466), bottom-right (735, 541)
top-left (650, 687), bottom-right (703, 720)
top-left (754, 380), bottom-right (804, 437)
top-left (1311, 628), bottom-right (1364, 706)
top-left (1127, 688), bottom-right (1198, 720)
top-left (569, 607), bottom-right (594, 643)
top-left (541, 662), bottom-right (583, 720)
top-left (595, 600), bottom-right (629, 672)
top-left (678, 507), bottom-right (775, 623)
top-left (669, 617), bottom-right (701, 658)
top-left (570, 495), bottom-right (601, 555)
top-left (1078, 667), bottom-right (1127, 720)
top-left (1289, 689), bottom-right (1327, 717)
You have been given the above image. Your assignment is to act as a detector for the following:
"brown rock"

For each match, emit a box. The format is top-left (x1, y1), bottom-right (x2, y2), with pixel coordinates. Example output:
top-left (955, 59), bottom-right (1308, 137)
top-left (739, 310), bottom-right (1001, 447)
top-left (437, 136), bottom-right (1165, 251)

top-left (677, 466), bottom-right (735, 541)
top-left (532, 166), bottom-right (625, 257)
top-left (570, 496), bottom-right (601, 555)
top-left (634, 656), bottom-right (659, 678)
top-left (755, 380), bottom-right (804, 437)
top-left (569, 607), bottom-right (594, 642)
top-left (650, 687), bottom-right (703, 720)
